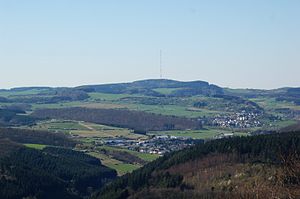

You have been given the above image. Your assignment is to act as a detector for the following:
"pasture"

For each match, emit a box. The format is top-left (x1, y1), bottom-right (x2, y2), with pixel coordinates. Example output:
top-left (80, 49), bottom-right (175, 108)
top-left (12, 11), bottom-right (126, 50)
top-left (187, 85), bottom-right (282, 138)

top-left (88, 152), bottom-right (140, 176)
top-left (148, 128), bottom-right (247, 139)
top-left (31, 120), bottom-right (147, 140)
top-left (24, 143), bottom-right (47, 150)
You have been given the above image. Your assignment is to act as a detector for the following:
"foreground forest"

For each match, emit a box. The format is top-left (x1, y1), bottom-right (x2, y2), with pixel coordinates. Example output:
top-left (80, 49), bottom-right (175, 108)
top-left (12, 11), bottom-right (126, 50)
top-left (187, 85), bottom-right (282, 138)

top-left (95, 132), bottom-right (300, 199)
top-left (0, 128), bottom-right (117, 199)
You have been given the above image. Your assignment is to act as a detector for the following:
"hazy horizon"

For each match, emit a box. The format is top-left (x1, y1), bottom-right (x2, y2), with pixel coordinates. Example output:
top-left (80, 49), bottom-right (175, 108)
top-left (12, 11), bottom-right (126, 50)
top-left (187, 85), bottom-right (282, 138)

top-left (0, 78), bottom-right (299, 91)
top-left (1, 1), bottom-right (299, 89)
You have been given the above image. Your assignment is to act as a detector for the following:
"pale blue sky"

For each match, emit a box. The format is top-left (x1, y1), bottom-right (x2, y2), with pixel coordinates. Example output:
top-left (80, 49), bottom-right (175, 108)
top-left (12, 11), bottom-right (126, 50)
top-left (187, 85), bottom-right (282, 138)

top-left (0, 0), bottom-right (299, 89)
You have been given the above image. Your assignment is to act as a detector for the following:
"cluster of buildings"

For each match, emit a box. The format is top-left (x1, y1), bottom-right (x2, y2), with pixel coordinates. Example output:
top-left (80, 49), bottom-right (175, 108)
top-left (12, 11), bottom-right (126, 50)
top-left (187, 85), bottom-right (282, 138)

top-left (212, 111), bottom-right (262, 128)
top-left (214, 132), bottom-right (234, 139)
top-left (104, 135), bottom-right (203, 155)
top-left (136, 135), bottom-right (203, 154)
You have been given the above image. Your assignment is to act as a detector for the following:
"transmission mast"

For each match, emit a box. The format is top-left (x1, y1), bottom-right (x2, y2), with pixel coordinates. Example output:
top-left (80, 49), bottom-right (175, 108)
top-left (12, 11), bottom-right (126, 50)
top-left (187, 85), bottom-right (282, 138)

top-left (160, 50), bottom-right (163, 79)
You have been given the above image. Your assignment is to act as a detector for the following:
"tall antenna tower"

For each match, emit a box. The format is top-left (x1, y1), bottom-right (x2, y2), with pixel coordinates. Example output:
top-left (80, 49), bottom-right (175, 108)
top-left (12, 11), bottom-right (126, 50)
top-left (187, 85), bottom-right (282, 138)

top-left (160, 50), bottom-right (162, 79)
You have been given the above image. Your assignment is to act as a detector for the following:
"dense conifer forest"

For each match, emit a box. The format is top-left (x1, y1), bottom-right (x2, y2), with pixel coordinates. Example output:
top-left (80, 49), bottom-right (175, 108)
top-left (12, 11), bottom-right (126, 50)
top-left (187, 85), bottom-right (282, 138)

top-left (0, 128), bottom-right (117, 199)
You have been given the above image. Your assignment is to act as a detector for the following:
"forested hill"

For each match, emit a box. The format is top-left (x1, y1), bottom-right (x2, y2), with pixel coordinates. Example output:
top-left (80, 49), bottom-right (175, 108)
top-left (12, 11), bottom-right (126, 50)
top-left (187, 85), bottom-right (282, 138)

top-left (0, 127), bottom-right (77, 147)
top-left (95, 132), bottom-right (300, 199)
top-left (0, 108), bottom-right (37, 126)
top-left (0, 128), bottom-right (117, 199)
top-left (1, 79), bottom-right (299, 103)
top-left (76, 79), bottom-right (224, 97)
top-left (75, 79), bottom-right (300, 102)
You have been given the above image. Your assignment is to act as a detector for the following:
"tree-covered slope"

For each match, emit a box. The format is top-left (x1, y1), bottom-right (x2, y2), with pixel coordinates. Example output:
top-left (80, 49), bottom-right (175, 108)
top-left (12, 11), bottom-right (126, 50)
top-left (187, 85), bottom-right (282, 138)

top-left (0, 128), bottom-right (117, 199)
top-left (0, 140), bottom-right (117, 199)
top-left (95, 132), bottom-right (300, 199)
top-left (0, 127), bottom-right (77, 147)
top-left (0, 108), bottom-right (37, 126)
top-left (76, 79), bottom-right (224, 97)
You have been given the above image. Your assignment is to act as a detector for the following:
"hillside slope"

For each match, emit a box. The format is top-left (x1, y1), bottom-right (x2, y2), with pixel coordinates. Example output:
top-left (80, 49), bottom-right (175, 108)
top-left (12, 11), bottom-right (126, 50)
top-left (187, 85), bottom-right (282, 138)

top-left (0, 128), bottom-right (117, 199)
top-left (95, 132), bottom-right (300, 199)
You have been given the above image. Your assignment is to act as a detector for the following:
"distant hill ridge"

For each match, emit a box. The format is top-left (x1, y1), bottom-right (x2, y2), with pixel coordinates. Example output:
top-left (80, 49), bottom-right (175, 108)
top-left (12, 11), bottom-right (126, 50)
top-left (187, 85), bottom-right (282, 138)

top-left (1, 79), bottom-right (299, 92)
top-left (1, 79), bottom-right (299, 104)
top-left (76, 79), bottom-right (224, 97)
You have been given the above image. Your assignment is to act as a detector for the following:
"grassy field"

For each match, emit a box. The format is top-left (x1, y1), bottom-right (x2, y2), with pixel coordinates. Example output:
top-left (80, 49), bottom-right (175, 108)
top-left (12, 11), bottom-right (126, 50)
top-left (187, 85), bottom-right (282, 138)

top-left (97, 145), bottom-right (159, 162)
top-left (31, 101), bottom-right (126, 111)
top-left (88, 152), bottom-right (140, 175)
top-left (110, 163), bottom-right (140, 175)
top-left (24, 143), bottom-right (47, 150)
top-left (31, 101), bottom-right (91, 110)
top-left (149, 128), bottom-right (247, 139)
top-left (0, 89), bottom-right (48, 98)
top-left (88, 144), bottom-right (158, 175)
top-left (126, 104), bottom-right (218, 118)
top-left (46, 121), bottom-right (89, 131)
top-left (251, 97), bottom-right (300, 111)
top-left (153, 88), bottom-right (181, 95)
top-left (72, 122), bottom-right (147, 140)
top-left (32, 120), bottom-right (89, 133)
top-left (72, 129), bottom-right (145, 139)
top-left (31, 120), bottom-right (147, 140)
top-left (88, 93), bottom-right (143, 101)
top-left (266, 119), bottom-right (298, 129)
top-left (79, 103), bottom-right (126, 109)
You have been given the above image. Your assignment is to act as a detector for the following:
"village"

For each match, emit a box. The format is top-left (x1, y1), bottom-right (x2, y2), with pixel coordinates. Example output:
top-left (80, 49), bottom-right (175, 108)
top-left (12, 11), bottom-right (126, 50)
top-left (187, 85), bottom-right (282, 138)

top-left (211, 111), bottom-right (262, 128)
top-left (103, 135), bottom-right (204, 155)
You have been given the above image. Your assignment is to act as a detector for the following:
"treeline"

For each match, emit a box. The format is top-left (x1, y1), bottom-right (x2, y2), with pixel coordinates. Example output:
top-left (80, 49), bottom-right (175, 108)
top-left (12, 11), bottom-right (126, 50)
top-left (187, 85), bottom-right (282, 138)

top-left (32, 107), bottom-right (203, 132)
top-left (0, 97), bottom-right (10, 103)
top-left (0, 108), bottom-right (37, 126)
top-left (225, 87), bottom-right (300, 106)
top-left (12, 89), bottom-right (89, 104)
top-left (0, 142), bottom-right (117, 199)
top-left (276, 88), bottom-right (300, 105)
top-left (169, 85), bottom-right (223, 97)
top-left (0, 88), bottom-right (89, 105)
top-left (119, 97), bottom-right (186, 106)
top-left (95, 132), bottom-right (300, 199)
top-left (213, 94), bottom-right (263, 112)
top-left (0, 128), bottom-right (76, 147)
top-left (193, 94), bottom-right (264, 113)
